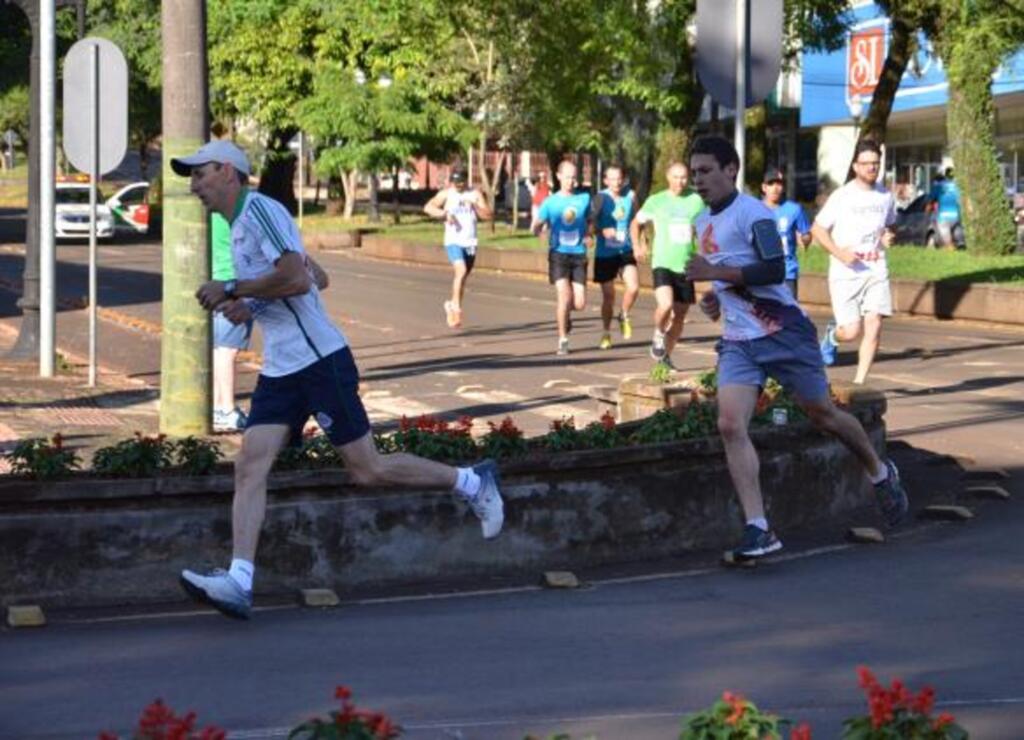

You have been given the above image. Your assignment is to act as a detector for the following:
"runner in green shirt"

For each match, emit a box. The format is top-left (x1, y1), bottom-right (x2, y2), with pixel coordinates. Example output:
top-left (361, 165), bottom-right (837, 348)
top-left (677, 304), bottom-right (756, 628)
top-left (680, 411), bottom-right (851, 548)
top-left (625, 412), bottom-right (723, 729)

top-left (630, 162), bottom-right (705, 369)
top-left (211, 212), bottom-right (252, 431)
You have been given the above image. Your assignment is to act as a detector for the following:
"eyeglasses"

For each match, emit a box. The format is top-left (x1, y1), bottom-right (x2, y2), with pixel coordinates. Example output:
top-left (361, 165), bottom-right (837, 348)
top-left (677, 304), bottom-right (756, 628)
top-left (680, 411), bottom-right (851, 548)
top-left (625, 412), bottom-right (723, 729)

top-left (855, 160), bottom-right (881, 168)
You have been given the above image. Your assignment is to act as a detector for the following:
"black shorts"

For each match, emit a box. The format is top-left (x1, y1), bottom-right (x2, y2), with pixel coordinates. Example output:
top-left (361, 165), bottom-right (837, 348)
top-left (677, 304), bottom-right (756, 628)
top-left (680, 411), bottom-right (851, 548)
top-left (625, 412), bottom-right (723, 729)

top-left (594, 253), bottom-right (638, 283)
top-left (548, 252), bottom-right (588, 285)
top-left (652, 268), bottom-right (696, 304)
top-left (247, 347), bottom-right (371, 447)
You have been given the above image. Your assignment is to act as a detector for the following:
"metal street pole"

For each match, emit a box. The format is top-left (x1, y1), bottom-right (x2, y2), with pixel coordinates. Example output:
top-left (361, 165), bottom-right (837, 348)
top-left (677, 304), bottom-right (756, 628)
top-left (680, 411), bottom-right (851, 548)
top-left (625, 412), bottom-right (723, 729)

top-left (39, 0), bottom-right (55, 377)
top-left (734, 0), bottom-right (747, 190)
top-left (88, 43), bottom-right (99, 387)
top-left (298, 131), bottom-right (304, 229)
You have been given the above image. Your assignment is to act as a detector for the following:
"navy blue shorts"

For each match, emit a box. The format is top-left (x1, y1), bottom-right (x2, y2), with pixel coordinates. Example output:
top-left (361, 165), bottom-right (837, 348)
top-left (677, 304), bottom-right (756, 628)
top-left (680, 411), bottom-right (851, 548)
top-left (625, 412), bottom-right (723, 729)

top-left (247, 347), bottom-right (371, 447)
top-left (716, 307), bottom-right (830, 402)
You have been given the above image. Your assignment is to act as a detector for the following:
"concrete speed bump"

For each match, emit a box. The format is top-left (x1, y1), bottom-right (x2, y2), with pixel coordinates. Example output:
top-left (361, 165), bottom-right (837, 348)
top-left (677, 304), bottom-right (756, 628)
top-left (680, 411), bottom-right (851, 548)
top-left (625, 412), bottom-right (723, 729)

top-left (847, 527), bottom-right (885, 544)
top-left (962, 467), bottom-right (1009, 481)
top-left (966, 485), bottom-right (1011, 501)
top-left (541, 571), bottom-right (581, 589)
top-left (920, 505), bottom-right (974, 521)
top-left (7, 605), bottom-right (46, 628)
top-left (298, 588), bottom-right (340, 608)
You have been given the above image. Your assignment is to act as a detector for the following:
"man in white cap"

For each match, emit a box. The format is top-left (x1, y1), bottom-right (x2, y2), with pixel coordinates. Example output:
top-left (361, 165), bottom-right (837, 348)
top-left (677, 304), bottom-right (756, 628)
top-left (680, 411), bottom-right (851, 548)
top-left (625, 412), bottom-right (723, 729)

top-left (171, 140), bottom-right (505, 619)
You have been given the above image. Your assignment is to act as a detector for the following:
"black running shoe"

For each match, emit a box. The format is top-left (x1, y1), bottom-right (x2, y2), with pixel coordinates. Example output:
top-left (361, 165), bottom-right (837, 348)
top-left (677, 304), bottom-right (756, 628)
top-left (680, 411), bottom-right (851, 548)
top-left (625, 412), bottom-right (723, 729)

top-left (874, 459), bottom-right (910, 527)
top-left (733, 524), bottom-right (783, 560)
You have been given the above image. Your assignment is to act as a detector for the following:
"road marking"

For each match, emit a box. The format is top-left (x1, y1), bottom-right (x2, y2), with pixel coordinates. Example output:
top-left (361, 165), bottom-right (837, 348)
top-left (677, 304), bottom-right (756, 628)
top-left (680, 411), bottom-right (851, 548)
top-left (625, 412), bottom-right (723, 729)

top-left (362, 394), bottom-right (436, 421)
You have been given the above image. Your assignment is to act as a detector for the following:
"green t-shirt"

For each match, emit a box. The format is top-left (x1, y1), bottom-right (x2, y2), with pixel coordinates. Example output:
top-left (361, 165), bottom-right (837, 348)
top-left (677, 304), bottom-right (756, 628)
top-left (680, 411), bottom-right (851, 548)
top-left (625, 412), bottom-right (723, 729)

top-left (636, 190), bottom-right (705, 273)
top-left (211, 212), bottom-right (234, 281)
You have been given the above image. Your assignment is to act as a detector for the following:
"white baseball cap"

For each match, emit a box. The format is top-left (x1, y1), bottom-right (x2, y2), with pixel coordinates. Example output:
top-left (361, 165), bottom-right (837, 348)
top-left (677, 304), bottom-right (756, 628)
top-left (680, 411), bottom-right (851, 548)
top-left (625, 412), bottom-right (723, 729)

top-left (170, 140), bottom-right (251, 177)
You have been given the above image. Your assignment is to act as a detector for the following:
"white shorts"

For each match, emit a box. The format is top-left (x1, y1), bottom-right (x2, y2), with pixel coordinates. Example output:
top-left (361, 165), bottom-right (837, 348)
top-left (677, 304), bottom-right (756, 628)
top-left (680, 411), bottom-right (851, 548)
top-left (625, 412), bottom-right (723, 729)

top-left (829, 274), bottom-right (892, 326)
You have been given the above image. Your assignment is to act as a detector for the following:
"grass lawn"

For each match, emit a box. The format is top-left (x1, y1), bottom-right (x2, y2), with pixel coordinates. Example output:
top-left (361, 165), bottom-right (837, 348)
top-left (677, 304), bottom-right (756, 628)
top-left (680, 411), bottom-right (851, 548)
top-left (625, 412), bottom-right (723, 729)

top-left (798, 245), bottom-right (1024, 286)
top-left (302, 211), bottom-right (547, 250)
top-left (0, 163), bottom-right (28, 208)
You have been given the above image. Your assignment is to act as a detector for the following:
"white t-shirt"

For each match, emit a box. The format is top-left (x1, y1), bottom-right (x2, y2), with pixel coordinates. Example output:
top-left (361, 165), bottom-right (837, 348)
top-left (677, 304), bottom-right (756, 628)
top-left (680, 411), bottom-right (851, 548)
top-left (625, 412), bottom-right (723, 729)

top-left (230, 190), bottom-right (347, 377)
top-left (443, 188), bottom-right (481, 249)
top-left (694, 193), bottom-right (801, 342)
top-left (814, 181), bottom-right (897, 281)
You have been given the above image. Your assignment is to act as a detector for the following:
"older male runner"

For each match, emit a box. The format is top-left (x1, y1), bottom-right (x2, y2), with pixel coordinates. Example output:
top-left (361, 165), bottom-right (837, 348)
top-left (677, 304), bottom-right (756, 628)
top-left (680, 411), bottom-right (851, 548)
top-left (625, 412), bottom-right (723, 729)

top-left (171, 140), bottom-right (504, 619)
top-left (684, 135), bottom-right (908, 560)
top-left (592, 164), bottom-right (638, 349)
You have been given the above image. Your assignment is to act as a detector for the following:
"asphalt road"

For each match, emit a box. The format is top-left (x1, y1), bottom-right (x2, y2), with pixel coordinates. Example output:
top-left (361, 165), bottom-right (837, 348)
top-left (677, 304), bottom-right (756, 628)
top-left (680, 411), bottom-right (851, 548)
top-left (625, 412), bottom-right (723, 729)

top-left (1, 236), bottom-right (1023, 738)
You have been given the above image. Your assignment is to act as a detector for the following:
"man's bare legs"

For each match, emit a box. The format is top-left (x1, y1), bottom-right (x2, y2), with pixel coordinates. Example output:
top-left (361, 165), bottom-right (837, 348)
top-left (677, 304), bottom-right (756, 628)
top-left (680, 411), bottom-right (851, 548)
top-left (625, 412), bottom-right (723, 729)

top-left (599, 280), bottom-right (617, 334)
top-left (450, 259), bottom-right (469, 311)
top-left (716, 384), bottom-right (764, 521)
top-left (213, 346), bottom-right (239, 413)
top-left (798, 395), bottom-right (885, 478)
top-left (555, 278), bottom-right (586, 348)
top-left (832, 313), bottom-right (882, 384)
top-left (231, 424), bottom-right (291, 562)
top-left (664, 301), bottom-right (690, 356)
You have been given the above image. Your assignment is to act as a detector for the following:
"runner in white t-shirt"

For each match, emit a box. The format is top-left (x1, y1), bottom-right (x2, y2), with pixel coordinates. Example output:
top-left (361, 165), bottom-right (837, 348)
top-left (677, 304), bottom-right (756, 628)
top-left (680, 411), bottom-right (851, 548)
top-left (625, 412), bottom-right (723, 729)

top-left (683, 135), bottom-right (908, 561)
top-left (423, 169), bottom-right (492, 329)
top-left (812, 140), bottom-right (896, 385)
top-left (168, 141), bottom-right (504, 620)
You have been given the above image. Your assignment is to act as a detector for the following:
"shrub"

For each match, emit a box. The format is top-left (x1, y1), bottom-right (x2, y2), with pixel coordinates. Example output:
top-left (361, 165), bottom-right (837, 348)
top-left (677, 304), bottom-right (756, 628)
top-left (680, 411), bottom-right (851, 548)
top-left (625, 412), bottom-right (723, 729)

top-left (630, 402), bottom-right (719, 445)
top-left (649, 361), bottom-right (674, 384)
top-left (273, 431), bottom-right (343, 471)
top-left (388, 415), bottom-right (477, 463)
top-left (172, 436), bottom-right (223, 476)
top-left (679, 691), bottom-right (802, 739)
top-left (841, 666), bottom-right (967, 739)
top-left (289, 685), bottom-right (400, 739)
top-left (535, 416), bottom-right (584, 452)
top-left (92, 433), bottom-right (174, 478)
top-left (576, 411), bottom-right (626, 449)
top-left (478, 416), bottom-right (529, 460)
top-left (98, 698), bottom-right (225, 740)
top-left (2, 433), bottom-right (80, 479)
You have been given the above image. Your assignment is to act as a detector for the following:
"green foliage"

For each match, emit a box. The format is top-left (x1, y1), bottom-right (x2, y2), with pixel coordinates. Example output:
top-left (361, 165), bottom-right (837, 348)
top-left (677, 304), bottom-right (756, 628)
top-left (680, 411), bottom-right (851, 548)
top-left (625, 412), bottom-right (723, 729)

top-left (0, 85), bottom-right (29, 147)
top-left (695, 369), bottom-right (717, 394)
top-left (273, 433), bottom-right (343, 472)
top-left (91, 433), bottom-right (174, 478)
top-left (389, 415), bottom-right (477, 463)
top-left (649, 361), bottom-right (675, 385)
top-left (3, 434), bottom-right (81, 480)
top-left (478, 417), bottom-right (529, 460)
top-left (288, 685), bottom-right (399, 739)
top-left (799, 244), bottom-right (1024, 284)
top-left (679, 691), bottom-right (792, 739)
top-left (842, 666), bottom-right (967, 740)
top-left (630, 405), bottom-right (719, 445)
top-left (172, 436), bottom-right (223, 476)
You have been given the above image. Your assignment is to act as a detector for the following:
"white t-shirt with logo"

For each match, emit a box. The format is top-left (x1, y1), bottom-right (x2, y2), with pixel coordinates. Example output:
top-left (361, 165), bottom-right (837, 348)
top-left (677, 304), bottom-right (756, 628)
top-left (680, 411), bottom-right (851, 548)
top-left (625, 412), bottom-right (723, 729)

top-left (443, 188), bottom-right (481, 249)
top-left (814, 181), bottom-right (897, 281)
top-left (694, 193), bottom-right (801, 342)
top-left (231, 190), bottom-right (347, 377)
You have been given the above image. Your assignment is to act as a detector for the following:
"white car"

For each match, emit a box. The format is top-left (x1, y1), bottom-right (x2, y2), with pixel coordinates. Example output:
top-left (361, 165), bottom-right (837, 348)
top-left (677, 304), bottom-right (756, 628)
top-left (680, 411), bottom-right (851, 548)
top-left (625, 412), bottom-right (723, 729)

top-left (106, 181), bottom-right (152, 235)
top-left (55, 182), bottom-right (115, 240)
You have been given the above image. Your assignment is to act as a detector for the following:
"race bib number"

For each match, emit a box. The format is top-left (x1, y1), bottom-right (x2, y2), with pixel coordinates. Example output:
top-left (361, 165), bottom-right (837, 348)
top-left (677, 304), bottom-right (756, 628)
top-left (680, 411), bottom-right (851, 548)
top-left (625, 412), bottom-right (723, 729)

top-left (558, 229), bottom-right (581, 248)
top-left (668, 220), bottom-right (690, 245)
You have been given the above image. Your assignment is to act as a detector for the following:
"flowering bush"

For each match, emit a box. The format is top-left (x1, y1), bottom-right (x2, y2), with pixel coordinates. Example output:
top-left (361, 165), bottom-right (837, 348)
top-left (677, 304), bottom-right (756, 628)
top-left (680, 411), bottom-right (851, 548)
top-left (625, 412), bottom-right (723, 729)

top-left (389, 414), bottom-right (477, 463)
top-left (841, 666), bottom-right (967, 739)
top-left (92, 433), bottom-right (175, 478)
top-left (98, 698), bottom-right (225, 740)
top-left (478, 416), bottom-right (529, 459)
top-left (630, 401), bottom-right (719, 445)
top-left (3, 433), bottom-right (81, 479)
top-left (274, 431), bottom-right (343, 471)
top-left (288, 685), bottom-right (400, 739)
top-left (172, 436), bottom-right (223, 476)
top-left (679, 691), bottom-right (804, 740)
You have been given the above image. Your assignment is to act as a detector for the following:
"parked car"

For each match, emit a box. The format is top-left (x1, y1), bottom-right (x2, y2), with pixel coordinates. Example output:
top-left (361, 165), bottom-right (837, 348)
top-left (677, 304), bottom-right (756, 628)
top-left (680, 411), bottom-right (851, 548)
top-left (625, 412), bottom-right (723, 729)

top-left (55, 181), bottom-right (115, 240)
top-left (892, 193), bottom-right (964, 248)
top-left (105, 181), bottom-right (152, 235)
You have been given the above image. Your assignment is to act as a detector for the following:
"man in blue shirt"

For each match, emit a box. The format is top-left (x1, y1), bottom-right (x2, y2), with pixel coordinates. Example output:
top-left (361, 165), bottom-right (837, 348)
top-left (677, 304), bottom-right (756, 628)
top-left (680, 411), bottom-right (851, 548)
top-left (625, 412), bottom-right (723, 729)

top-left (532, 160), bottom-right (593, 355)
top-left (761, 167), bottom-right (811, 299)
top-left (592, 165), bottom-right (638, 350)
top-left (928, 168), bottom-right (961, 248)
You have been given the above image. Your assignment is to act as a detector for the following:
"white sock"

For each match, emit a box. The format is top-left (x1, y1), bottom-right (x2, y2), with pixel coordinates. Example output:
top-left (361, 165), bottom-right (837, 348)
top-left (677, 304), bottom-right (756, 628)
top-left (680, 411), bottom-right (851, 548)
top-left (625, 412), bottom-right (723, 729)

top-left (453, 467), bottom-right (482, 499)
top-left (228, 558), bottom-right (254, 591)
top-left (747, 517), bottom-right (769, 531)
top-left (869, 464), bottom-right (888, 485)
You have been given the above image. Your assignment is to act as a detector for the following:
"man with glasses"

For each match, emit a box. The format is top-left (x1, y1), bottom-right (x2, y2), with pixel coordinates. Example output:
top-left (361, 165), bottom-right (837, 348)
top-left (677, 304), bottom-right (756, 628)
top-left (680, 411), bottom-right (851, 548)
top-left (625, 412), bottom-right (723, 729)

top-left (813, 140), bottom-right (896, 385)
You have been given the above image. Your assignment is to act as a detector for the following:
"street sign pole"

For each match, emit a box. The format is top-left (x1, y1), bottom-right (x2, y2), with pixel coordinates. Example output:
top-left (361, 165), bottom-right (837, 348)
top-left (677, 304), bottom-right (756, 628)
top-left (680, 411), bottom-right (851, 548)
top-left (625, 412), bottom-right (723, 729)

top-left (734, 0), bottom-right (747, 189)
top-left (298, 131), bottom-right (304, 229)
top-left (39, 0), bottom-right (56, 378)
top-left (88, 43), bottom-right (99, 387)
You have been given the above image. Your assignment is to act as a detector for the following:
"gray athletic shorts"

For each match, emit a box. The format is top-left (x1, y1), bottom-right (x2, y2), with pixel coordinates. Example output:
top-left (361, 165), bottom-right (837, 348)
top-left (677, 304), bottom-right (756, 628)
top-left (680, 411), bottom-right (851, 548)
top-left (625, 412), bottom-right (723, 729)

top-left (716, 306), bottom-right (830, 402)
top-left (214, 311), bottom-right (253, 350)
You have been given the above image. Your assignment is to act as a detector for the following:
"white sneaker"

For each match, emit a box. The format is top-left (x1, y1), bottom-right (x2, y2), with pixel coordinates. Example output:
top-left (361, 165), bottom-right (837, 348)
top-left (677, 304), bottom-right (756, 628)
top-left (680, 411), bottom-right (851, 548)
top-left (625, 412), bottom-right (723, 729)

top-left (180, 568), bottom-right (253, 619)
top-left (557, 337), bottom-right (570, 356)
top-left (213, 407), bottom-right (247, 432)
top-left (467, 459), bottom-right (504, 539)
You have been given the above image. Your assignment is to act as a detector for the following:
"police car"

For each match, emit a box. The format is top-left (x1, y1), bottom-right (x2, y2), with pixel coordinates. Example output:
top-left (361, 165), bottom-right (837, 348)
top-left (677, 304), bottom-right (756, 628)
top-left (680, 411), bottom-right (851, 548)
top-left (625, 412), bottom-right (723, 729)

top-left (105, 181), bottom-right (152, 235)
top-left (55, 176), bottom-right (115, 240)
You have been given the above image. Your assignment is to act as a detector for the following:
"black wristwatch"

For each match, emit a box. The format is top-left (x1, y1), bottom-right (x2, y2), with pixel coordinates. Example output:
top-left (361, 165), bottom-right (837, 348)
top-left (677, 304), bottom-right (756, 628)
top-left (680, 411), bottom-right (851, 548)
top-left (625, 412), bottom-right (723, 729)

top-left (223, 279), bottom-right (238, 299)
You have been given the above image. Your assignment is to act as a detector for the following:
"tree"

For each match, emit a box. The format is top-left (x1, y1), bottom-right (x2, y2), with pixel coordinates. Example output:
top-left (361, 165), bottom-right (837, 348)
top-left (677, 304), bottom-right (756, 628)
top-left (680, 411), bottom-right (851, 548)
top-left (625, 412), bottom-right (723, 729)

top-left (160, 0), bottom-right (210, 435)
top-left (935, 0), bottom-right (1022, 254)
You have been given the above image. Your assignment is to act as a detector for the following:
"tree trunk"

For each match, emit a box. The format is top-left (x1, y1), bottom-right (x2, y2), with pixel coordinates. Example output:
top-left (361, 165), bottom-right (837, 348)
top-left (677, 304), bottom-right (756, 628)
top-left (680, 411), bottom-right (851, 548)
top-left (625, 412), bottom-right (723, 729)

top-left (139, 141), bottom-right (150, 180)
top-left (160, 0), bottom-right (211, 435)
top-left (258, 128), bottom-right (298, 214)
top-left (743, 104), bottom-right (767, 194)
top-left (848, 14), bottom-right (913, 180)
top-left (511, 150), bottom-right (519, 229)
top-left (945, 58), bottom-right (1017, 254)
top-left (368, 173), bottom-right (380, 222)
top-left (653, 126), bottom-right (691, 198)
top-left (341, 171), bottom-right (358, 219)
top-left (391, 165), bottom-right (401, 225)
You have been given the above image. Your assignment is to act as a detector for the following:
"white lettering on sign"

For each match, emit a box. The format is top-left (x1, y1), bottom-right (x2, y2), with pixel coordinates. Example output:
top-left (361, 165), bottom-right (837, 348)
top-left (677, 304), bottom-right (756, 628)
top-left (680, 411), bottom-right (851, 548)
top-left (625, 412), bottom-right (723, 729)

top-left (847, 27), bottom-right (885, 98)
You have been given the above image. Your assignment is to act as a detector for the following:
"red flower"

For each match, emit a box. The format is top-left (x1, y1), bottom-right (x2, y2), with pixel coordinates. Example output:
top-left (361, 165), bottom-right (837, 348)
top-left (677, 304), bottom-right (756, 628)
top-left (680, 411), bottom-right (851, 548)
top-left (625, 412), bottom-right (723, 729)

top-left (335, 685), bottom-right (352, 701)
top-left (856, 665), bottom-right (879, 691)
top-left (912, 685), bottom-right (935, 715)
top-left (398, 416), bottom-right (412, 432)
top-left (933, 711), bottom-right (956, 730)
top-left (98, 733), bottom-right (119, 740)
top-left (790, 722), bottom-right (812, 740)
top-left (599, 411), bottom-right (616, 431)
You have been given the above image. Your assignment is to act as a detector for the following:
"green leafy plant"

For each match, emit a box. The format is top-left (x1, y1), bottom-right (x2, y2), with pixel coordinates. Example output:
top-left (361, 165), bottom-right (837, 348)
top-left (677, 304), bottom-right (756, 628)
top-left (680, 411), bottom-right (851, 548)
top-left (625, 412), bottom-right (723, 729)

top-left (2, 434), bottom-right (80, 479)
top-left (630, 401), bottom-right (719, 446)
top-left (535, 416), bottom-right (584, 453)
top-left (479, 416), bottom-right (529, 459)
top-left (289, 685), bottom-right (400, 739)
top-left (91, 433), bottom-right (174, 478)
top-left (576, 411), bottom-right (625, 449)
top-left (649, 361), bottom-right (674, 384)
top-left (695, 368), bottom-right (717, 394)
top-left (99, 698), bottom-right (225, 740)
top-left (679, 691), bottom-right (802, 740)
top-left (273, 431), bottom-right (344, 471)
top-left (842, 666), bottom-right (967, 739)
top-left (173, 436), bottom-right (223, 476)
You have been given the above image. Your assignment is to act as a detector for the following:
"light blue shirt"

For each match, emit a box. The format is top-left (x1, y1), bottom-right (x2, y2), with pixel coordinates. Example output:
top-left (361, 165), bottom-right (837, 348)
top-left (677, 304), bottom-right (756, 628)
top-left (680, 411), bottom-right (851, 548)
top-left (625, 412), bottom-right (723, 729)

top-left (768, 200), bottom-right (810, 280)
top-left (538, 191), bottom-right (591, 255)
top-left (594, 190), bottom-right (635, 258)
